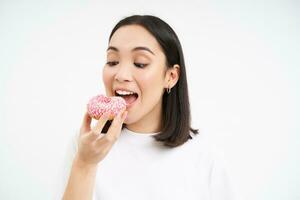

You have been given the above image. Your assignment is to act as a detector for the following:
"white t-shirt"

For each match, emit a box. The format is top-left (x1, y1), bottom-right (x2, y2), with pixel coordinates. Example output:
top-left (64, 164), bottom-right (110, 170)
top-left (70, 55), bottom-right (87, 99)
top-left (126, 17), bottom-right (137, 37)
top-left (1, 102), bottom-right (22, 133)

top-left (61, 127), bottom-right (237, 200)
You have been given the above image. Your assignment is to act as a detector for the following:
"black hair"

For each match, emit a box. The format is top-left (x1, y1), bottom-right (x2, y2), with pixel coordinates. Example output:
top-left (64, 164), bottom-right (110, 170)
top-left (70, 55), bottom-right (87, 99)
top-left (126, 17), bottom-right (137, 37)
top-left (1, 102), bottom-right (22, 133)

top-left (103, 15), bottom-right (199, 147)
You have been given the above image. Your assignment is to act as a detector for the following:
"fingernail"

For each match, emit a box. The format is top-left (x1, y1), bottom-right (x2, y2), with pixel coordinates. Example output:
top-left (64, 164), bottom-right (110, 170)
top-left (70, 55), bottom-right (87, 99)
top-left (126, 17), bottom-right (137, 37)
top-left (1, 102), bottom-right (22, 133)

top-left (119, 109), bottom-right (124, 115)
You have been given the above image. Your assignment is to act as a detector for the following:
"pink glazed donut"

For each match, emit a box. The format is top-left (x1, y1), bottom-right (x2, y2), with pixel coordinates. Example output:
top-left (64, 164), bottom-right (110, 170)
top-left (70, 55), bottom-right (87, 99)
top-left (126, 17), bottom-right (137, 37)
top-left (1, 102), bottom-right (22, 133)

top-left (87, 94), bottom-right (126, 120)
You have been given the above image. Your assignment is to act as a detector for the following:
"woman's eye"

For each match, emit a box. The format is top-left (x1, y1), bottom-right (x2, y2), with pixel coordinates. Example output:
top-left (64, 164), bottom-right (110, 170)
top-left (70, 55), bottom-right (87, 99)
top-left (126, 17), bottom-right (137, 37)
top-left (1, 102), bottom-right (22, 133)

top-left (134, 63), bottom-right (148, 68)
top-left (106, 61), bottom-right (147, 68)
top-left (106, 61), bottom-right (119, 66)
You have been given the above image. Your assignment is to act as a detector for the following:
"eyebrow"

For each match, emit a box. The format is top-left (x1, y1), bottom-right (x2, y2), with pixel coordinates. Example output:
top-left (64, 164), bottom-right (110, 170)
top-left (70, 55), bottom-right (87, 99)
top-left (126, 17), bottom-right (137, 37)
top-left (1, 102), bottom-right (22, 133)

top-left (106, 46), bottom-right (155, 55)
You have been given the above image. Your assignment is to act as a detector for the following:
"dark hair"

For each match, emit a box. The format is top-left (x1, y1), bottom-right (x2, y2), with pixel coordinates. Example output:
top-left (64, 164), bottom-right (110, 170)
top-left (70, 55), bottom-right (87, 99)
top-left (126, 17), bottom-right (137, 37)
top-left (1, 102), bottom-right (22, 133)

top-left (103, 15), bottom-right (199, 147)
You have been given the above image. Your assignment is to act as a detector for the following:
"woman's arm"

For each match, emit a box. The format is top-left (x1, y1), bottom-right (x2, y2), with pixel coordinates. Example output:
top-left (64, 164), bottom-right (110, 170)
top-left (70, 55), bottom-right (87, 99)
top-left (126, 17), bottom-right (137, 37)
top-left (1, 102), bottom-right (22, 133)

top-left (62, 156), bottom-right (98, 200)
top-left (62, 110), bottom-right (127, 200)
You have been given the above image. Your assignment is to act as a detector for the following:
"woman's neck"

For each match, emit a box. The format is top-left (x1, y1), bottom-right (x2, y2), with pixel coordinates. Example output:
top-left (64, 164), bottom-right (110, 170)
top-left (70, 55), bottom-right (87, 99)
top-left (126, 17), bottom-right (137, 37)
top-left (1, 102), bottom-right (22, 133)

top-left (125, 122), bottom-right (161, 134)
top-left (126, 103), bottom-right (162, 134)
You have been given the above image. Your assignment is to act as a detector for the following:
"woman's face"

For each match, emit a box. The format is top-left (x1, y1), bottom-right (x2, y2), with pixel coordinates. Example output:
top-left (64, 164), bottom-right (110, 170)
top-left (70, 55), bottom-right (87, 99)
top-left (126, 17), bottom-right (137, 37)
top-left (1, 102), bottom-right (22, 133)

top-left (102, 25), bottom-right (171, 132)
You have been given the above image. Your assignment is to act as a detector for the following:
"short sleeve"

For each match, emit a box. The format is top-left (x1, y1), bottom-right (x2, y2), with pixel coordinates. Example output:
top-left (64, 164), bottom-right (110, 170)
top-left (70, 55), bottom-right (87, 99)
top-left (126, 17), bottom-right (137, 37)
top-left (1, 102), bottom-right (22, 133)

top-left (209, 147), bottom-right (238, 200)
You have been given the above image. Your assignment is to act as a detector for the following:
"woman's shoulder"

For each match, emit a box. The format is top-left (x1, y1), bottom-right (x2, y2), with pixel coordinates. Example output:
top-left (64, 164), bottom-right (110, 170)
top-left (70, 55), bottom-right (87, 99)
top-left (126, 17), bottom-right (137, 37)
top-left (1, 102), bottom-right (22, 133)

top-left (185, 129), bottom-right (227, 164)
top-left (187, 129), bottom-right (214, 152)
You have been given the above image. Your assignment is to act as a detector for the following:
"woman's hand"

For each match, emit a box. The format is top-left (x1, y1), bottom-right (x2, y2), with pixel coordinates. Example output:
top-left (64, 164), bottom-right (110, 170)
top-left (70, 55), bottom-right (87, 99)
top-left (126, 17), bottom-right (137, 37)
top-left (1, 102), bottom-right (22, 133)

top-left (74, 109), bottom-right (127, 167)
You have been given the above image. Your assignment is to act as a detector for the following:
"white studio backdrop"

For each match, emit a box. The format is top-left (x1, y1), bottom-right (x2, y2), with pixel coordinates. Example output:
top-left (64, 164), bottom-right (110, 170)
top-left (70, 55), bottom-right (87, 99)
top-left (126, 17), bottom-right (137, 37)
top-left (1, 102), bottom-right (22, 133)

top-left (0, 1), bottom-right (299, 200)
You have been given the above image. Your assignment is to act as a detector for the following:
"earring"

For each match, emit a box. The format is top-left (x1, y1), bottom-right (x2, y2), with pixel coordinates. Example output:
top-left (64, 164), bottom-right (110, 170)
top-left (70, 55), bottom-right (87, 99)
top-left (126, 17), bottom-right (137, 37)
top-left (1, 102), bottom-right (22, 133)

top-left (167, 87), bottom-right (171, 94)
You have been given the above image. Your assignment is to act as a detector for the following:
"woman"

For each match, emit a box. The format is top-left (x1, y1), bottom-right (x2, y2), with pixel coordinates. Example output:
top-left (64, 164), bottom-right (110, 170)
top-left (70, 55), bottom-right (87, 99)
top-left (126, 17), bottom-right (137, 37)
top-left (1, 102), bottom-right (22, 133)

top-left (62, 15), bottom-right (236, 200)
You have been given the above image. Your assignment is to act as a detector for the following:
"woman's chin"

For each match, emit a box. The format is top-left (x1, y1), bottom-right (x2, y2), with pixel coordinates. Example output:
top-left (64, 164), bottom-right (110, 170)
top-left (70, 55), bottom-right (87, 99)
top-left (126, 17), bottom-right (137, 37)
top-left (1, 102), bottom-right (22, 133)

top-left (123, 115), bottom-right (137, 126)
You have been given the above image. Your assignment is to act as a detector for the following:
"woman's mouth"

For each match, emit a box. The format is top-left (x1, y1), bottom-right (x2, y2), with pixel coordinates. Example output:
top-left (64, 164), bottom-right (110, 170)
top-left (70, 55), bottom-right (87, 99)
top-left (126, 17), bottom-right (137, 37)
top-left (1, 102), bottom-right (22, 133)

top-left (115, 89), bottom-right (139, 108)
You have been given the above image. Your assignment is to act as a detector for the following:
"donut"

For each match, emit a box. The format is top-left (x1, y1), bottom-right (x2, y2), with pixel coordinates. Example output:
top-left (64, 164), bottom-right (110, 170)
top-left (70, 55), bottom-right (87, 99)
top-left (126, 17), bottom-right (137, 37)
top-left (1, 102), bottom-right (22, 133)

top-left (87, 94), bottom-right (126, 120)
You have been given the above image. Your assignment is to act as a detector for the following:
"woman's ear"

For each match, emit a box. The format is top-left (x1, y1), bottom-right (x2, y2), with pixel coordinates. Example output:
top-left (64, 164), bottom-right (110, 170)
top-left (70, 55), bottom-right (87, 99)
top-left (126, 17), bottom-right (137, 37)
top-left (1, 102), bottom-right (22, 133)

top-left (165, 64), bottom-right (180, 89)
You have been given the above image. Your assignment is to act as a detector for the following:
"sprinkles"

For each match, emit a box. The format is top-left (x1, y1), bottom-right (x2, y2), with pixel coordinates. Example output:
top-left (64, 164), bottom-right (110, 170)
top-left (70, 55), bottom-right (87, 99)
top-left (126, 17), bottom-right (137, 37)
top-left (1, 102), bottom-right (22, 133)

top-left (87, 94), bottom-right (126, 120)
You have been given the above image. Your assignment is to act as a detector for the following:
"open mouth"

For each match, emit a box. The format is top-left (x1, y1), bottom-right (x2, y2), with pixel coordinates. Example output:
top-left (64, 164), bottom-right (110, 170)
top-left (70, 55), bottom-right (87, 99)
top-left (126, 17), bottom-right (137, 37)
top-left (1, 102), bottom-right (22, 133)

top-left (114, 90), bottom-right (139, 107)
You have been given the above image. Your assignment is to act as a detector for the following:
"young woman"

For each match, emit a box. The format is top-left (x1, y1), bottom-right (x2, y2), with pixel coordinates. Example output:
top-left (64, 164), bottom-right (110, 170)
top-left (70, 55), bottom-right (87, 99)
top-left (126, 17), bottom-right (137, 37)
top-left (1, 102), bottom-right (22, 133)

top-left (62, 15), bottom-right (236, 200)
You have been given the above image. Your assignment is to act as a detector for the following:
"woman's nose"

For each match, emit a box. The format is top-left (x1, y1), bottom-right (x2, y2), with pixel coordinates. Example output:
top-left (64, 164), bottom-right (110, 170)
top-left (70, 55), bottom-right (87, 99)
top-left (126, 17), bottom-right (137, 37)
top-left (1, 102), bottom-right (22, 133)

top-left (114, 64), bottom-right (132, 82)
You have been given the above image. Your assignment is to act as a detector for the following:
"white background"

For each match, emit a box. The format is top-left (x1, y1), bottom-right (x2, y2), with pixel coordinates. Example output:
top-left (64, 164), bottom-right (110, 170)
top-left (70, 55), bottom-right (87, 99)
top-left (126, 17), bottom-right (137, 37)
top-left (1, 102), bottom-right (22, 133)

top-left (0, 0), bottom-right (299, 199)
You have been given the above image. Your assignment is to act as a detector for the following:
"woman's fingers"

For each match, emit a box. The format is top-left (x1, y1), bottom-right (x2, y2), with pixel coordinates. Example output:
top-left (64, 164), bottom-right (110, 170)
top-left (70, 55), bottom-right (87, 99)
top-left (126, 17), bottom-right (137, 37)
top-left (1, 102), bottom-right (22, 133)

top-left (100, 109), bottom-right (127, 144)
top-left (80, 111), bottom-right (92, 135)
top-left (86, 113), bottom-right (110, 141)
top-left (76, 109), bottom-right (127, 165)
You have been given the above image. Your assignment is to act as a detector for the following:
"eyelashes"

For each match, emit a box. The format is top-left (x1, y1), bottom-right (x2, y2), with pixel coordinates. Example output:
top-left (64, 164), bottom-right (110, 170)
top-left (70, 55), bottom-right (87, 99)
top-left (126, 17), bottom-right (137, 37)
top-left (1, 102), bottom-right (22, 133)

top-left (134, 63), bottom-right (148, 68)
top-left (106, 61), bottom-right (148, 68)
top-left (106, 61), bottom-right (118, 66)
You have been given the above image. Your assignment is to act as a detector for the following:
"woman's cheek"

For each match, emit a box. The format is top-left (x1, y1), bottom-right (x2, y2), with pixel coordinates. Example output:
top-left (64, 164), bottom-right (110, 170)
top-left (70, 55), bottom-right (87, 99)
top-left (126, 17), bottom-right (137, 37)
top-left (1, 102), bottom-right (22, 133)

top-left (102, 68), bottom-right (113, 96)
top-left (140, 76), bottom-right (163, 105)
top-left (137, 70), bottom-right (158, 88)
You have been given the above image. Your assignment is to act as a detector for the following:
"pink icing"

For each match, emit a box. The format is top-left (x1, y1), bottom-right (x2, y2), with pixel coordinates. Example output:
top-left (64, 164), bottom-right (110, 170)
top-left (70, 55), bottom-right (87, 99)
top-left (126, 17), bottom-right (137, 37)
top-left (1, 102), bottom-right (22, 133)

top-left (87, 94), bottom-right (126, 119)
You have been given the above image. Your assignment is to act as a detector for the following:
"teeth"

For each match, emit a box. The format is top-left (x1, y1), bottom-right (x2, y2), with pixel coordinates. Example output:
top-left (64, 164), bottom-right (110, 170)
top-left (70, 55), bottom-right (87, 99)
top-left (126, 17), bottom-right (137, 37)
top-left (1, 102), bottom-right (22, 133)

top-left (116, 90), bottom-right (135, 95)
